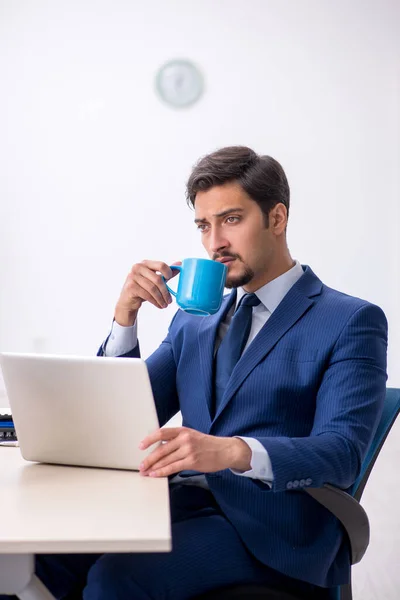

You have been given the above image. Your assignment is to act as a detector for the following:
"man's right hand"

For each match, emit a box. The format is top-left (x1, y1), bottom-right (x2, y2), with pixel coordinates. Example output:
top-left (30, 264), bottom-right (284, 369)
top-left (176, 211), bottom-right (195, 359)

top-left (114, 260), bottom-right (178, 327)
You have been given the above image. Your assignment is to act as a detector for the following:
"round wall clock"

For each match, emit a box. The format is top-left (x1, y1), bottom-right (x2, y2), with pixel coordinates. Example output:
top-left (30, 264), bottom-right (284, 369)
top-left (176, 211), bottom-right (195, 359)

top-left (155, 59), bottom-right (204, 108)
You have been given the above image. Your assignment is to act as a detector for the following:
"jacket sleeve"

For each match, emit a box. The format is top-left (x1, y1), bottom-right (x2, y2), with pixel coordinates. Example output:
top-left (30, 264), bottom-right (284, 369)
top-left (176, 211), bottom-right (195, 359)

top-left (97, 318), bottom-right (180, 427)
top-left (97, 331), bottom-right (141, 358)
top-left (145, 330), bottom-right (180, 427)
top-left (255, 302), bottom-right (388, 493)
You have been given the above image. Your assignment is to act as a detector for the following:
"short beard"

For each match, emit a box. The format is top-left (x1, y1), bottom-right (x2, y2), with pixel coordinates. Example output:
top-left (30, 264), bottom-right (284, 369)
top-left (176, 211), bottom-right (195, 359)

top-left (212, 251), bottom-right (255, 289)
top-left (225, 264), bottom-right (255, 289)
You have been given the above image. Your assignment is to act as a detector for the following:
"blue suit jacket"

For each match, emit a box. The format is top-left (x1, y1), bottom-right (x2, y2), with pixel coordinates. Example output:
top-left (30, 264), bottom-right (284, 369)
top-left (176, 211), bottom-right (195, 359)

top-left (99, 265), bottom-right (388, 588)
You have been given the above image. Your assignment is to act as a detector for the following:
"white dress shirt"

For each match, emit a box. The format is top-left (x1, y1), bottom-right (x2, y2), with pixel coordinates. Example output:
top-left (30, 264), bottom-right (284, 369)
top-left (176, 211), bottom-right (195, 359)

top-left (105, 260), bottom-right (305, 484)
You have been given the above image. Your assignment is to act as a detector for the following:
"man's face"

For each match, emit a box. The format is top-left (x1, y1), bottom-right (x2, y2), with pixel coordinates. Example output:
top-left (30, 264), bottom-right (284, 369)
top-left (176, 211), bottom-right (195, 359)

top-left (194, 182), bottom-right (282, 290)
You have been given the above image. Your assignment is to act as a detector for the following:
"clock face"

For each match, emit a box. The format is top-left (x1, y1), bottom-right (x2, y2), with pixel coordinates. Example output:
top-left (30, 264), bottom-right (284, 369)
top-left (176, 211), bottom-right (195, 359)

top-left (155, 59), bottom-right (204, 108)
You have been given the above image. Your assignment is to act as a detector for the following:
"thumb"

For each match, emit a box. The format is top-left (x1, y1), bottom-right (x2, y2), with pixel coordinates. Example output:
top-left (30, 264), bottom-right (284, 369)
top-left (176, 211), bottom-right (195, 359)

top-left (170, 261), bottom-right (182, 278)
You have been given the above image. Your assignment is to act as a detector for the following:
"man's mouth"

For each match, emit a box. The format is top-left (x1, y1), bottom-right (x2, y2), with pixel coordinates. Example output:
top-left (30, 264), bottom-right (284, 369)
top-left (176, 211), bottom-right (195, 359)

top-left (217, 257), bottom-right (236, 264)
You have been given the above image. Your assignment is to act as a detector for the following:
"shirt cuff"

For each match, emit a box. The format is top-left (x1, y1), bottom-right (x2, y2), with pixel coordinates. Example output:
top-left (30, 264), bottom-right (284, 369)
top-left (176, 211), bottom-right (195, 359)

top-left (230, 436), bottom-right (274, 485)
top-left (104, 320), bottom-right (138, 357)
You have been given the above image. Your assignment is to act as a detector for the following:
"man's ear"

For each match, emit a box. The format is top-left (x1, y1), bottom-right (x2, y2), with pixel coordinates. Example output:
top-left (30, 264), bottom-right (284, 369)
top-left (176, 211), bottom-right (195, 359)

top-left (270, 203), bottom-right (288, 235)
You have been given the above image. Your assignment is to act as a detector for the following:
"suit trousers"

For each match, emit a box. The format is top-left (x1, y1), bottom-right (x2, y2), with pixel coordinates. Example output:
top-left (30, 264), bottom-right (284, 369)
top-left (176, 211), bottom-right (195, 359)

top-left (1, 484), bottom-right (318, 600)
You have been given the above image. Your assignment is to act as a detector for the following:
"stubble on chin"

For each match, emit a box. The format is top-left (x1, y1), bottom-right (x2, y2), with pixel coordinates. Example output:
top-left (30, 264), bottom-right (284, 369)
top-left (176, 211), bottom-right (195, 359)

top-left (225, 264), bottom-right (254, 289)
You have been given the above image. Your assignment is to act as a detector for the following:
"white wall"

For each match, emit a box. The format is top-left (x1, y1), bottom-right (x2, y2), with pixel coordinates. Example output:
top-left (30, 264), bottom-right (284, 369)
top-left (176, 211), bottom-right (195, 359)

top-left (0, 0), bottom-right (399, 378)
top-left (0, 1), bottom-right (399, 597)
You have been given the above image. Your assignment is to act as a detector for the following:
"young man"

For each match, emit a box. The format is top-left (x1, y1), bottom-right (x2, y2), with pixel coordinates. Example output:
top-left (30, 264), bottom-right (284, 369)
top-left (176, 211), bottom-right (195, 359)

top-left (20, 147), bottom-right (388, 599)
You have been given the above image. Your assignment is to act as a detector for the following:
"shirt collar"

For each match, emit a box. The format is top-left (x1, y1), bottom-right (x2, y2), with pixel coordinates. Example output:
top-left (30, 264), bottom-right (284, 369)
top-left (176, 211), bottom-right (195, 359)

top-left (236, 260), bottom-right (304, 313)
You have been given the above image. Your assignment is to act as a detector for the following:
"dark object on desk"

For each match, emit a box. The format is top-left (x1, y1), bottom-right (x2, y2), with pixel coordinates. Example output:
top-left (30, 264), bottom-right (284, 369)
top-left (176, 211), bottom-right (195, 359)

top-left (0, 413), bottom-right (17, 441)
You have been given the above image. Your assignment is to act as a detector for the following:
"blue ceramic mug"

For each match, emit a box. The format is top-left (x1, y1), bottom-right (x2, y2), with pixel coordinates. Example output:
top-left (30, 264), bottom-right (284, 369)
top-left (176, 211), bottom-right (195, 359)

top-left (165, 258), bottom-right (227, 316)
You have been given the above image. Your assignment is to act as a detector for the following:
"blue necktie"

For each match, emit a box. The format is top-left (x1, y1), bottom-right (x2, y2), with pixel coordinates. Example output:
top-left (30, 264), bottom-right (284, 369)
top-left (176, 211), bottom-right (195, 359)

top-left (177, 293), bottom-right (260, 479)
top-left (213, 293), bottom-right (261, 417)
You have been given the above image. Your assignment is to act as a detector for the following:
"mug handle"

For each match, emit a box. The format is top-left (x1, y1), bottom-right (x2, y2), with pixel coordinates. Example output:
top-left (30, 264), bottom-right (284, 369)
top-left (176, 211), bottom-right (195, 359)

top-left (163, 265), bottom-right (182, 297)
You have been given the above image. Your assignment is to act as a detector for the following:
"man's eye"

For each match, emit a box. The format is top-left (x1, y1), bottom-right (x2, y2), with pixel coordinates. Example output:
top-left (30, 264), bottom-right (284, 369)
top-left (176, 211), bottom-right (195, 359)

top-left (197, 224), bottom-right (208, 232)
top-left (226, 216), bottom-right (240, 224)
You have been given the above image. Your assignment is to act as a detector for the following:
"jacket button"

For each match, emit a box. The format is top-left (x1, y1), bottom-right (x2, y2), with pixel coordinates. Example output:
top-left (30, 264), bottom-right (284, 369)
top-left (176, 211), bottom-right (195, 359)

top-left (286, 482), bottom-right (293, 490)
top-left (292, 480), bottom-right (299, 488)
top-left (299, 479), bottom-right (306, 487)
top-left (305, 478), bottom-right (312, 486)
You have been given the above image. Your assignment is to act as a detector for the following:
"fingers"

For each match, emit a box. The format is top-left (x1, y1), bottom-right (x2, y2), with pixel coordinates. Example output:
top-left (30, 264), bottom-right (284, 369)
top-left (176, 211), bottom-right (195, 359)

top-left (170, 261), bottom-right (182, 277)
top-left (140, 445), bottom-right (185, 476)
top-left (148, 461), bottom-right (186, 477)
top-left (135, 272), bottom-right (170, 309)
top-left (131, 261), bottom-right (175, 307)
top-left (140, 437), bottom-right (180, 469)
top-left (139, 427), bottom-right (197, 478)
top-left (139, 427), bottom-right (183, 450)
top-left (147, 458), bottom-right (187, 478)
top-left (139, 260), bottom-right (173, 281)
top-left (115, 260), bottom-right (178, 322)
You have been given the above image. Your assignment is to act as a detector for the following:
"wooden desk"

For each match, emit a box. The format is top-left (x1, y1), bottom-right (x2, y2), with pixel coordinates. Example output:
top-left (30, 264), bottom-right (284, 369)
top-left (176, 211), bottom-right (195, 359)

top-left (0, 447), bottom-right (171, 599)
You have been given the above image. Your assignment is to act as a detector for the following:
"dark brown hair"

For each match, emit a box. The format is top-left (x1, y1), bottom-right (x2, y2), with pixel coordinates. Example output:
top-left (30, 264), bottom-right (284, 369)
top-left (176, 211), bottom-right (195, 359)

top-left (186, 146), bottom-right (290, 226)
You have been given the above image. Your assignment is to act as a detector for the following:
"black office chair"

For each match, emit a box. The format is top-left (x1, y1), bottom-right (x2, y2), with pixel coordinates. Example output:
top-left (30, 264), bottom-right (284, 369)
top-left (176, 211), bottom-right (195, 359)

top-left (192, 388), bottom-right (400, 600)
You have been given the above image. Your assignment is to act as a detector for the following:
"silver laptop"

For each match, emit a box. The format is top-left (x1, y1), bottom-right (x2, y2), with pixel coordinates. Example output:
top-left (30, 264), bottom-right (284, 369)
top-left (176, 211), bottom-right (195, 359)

top-left (0, 352), bottom-right (160, 470)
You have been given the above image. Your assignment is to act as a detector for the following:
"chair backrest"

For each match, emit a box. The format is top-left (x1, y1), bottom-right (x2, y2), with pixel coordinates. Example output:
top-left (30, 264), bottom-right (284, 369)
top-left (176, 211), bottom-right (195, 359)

top-left (328, 388), bottom-right (400, 600)
top-left (350, 387), bottom-right (400, 502)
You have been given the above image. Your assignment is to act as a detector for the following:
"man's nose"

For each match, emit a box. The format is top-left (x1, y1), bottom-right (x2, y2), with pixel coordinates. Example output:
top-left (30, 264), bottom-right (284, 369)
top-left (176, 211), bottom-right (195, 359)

top-left (209, 229), bottom-right (229, 254)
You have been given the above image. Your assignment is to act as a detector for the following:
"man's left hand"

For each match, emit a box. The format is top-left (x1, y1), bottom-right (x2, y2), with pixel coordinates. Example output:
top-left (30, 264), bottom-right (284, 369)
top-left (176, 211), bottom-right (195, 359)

top-left (139, 427), bottom-right (252, 477)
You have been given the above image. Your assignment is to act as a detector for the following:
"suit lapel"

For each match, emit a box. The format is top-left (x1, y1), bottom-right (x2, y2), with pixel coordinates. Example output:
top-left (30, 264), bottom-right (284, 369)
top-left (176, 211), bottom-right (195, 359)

top-left (197, 291), bottom-right (236, 423)
top-left (212, 266), bottom-right (323, 422)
